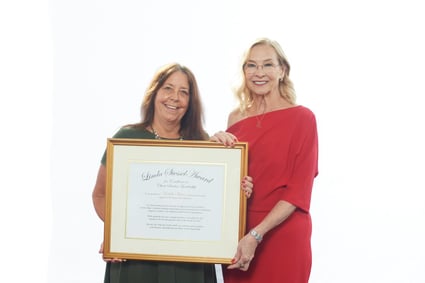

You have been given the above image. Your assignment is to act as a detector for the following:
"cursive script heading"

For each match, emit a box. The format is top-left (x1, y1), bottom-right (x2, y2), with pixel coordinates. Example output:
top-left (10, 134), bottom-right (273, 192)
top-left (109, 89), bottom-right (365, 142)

top-left (141, 168), bottom-right (214, 183)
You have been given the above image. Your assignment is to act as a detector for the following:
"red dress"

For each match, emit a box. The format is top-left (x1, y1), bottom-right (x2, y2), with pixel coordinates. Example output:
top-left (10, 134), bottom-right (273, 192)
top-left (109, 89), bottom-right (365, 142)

top-left (224, 106), bottom-right (318, 283)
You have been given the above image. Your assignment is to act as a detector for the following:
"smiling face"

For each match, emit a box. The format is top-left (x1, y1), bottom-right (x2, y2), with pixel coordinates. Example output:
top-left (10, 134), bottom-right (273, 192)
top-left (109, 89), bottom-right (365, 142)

top-left (154, 71), bottom-right (190, 125)
top-left (244, 44), bottom-right (284, 97)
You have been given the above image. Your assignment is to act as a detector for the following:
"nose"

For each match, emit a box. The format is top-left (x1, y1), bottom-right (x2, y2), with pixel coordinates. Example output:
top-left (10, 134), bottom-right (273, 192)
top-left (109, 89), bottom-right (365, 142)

top-left (254, 66), bottom-right (266, 76)
top-left (169, 90), bottom-right (180, 100)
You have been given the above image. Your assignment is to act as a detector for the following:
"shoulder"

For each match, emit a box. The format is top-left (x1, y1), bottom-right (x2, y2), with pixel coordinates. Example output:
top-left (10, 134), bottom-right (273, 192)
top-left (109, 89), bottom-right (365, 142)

top-left (113, 126), bottom-right (137, 137)
top-left (292, 106), bottom-right (318, 134)
top-left (113, 126), bottom-right (153, 139)
top-left (292, 105), bottom-right (316, 120)
top-left (228, 108), bottom-right (244, 128)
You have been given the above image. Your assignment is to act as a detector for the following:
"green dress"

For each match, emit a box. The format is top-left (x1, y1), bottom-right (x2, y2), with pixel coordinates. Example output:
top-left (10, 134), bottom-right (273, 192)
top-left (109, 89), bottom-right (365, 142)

top-left (101, 127), bottom-right (217, 283)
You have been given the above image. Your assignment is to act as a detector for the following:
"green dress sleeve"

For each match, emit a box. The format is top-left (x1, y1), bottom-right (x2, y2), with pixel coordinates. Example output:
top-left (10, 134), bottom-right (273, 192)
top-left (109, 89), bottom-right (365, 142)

top-left (100, 127), bottom-right (155, 165)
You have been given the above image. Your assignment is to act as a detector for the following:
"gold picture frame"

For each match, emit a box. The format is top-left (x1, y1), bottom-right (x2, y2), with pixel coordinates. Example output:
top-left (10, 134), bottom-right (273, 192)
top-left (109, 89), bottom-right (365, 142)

top-left (103, 138), bottom-right (248, 264)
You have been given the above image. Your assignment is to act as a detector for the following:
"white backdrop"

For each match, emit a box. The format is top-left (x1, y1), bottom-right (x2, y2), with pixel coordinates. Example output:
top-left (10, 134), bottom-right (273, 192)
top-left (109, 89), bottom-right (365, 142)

top-left (1, 0), bottom-right (425, 282)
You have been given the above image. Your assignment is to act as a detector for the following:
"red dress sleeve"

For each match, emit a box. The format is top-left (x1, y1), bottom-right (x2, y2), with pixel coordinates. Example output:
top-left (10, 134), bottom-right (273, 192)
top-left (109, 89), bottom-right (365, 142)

top-left (280, 111), bottom-right (318, 212)
top-left (228, 106), bottom-right (318, 213)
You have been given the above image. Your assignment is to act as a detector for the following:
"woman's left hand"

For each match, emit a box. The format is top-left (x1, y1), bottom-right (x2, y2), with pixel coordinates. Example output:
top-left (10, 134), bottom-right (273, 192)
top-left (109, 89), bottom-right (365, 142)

top-left (227, 233), bottom-right (259, 271)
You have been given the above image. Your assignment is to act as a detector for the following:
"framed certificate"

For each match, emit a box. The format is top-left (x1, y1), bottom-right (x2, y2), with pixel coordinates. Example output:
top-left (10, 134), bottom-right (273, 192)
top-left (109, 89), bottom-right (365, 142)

top-left (103, 138), bottom-right (248, 264)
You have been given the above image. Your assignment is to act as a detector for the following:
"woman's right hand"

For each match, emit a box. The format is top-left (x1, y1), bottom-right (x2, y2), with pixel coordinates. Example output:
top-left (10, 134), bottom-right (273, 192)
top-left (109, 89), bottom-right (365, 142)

top-left (99, 242), bottom-right (127, 263)
top-left (210, 131), bottom-right (238, 147)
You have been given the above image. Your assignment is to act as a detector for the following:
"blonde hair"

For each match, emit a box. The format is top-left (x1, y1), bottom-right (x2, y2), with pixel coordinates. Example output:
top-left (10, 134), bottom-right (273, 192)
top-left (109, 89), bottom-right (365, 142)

top-left (235, 38), bottom-right (296, 113)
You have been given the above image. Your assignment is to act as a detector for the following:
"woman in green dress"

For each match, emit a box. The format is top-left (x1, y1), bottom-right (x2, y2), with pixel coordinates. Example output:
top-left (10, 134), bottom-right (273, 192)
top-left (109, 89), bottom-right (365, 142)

top-left (92, 63), bottom-right (253, 283)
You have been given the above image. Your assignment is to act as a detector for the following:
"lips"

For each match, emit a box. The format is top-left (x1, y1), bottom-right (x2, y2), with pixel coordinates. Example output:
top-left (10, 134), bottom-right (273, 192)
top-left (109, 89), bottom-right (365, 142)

top-left (165, 103), bottom-right (179, 110)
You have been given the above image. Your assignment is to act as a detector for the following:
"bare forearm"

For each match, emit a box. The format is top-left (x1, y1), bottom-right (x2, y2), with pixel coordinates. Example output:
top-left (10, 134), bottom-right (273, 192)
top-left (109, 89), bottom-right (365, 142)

top-left (252, 200), bottom-right (296, 237)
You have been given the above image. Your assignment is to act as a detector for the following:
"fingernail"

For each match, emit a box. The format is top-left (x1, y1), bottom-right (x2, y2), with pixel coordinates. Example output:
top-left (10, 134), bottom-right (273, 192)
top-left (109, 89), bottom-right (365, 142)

top-left (231, 258), bottom-right (236, 263)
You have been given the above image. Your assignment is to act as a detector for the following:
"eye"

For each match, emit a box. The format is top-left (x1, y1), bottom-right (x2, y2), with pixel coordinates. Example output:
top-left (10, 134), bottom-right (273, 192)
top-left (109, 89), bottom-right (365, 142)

top-left (264, 63), bottom-right (274, 68)
top-left (246, 63), bottom-right (257, 68)
top-left (179, 89), bottom-right (189, 96)
top-left (162, 86), bottom-right (173, 92)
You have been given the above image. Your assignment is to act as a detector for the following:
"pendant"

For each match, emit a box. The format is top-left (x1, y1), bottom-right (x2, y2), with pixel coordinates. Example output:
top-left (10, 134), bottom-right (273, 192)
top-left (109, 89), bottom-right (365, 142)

top-left (255, 114), bottom-right (265, 128)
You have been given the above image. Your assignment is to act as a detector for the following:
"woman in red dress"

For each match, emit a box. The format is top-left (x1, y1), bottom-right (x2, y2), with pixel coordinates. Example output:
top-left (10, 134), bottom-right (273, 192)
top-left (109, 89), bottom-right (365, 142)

top-left (212, 38), bottom-right (318, 283)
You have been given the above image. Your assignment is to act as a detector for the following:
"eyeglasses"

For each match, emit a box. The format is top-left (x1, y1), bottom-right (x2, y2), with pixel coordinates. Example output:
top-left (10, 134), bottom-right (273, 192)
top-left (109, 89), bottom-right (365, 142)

top-left (244, 62), bottom-right (280, 74)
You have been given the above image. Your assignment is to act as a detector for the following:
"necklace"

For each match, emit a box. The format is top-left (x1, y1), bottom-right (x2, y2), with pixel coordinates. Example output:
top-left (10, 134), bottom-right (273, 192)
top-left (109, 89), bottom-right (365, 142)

top-left (255, 112), bottom-right (266, 128)
top-left (254, 99), bottom-right (267, 128)
top-left (151, 126), bottom-right (183, 140)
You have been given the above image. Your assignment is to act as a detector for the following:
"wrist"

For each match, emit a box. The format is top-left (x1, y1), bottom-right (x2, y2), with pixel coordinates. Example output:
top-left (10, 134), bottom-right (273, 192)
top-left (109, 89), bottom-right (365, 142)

top-left (249, 229), bottom-right (263, 243)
